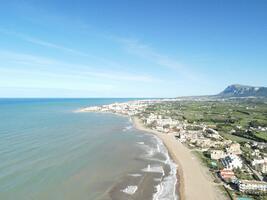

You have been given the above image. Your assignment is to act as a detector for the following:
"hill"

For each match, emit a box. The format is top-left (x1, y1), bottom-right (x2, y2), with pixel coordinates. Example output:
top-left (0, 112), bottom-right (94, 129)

top-left (218, 84), bottom-right (267, 97)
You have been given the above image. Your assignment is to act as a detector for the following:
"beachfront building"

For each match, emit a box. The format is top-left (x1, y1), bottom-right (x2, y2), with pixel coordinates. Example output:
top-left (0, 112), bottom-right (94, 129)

top-left (251, 157), bottom-right (267, 174)
top-left (176, 131), bottom-right (187, 143)
top-left (220, 169), bottom-right (235, 182)
top-left (204, 128), bottom-right (222, 140)
top-left (221, 155), bottom-right (243, 170)
top-left (195, 138), bottom-right (212, 148)
top-left (226, 143), bottom-right (242, 155)
top-left (210, 150), bottom-right (226, 160)
top-left (146, 113), bottom-right (158, 125)
top-left (238, 180), bottom-right (267, 194)
top-left (154, 126), bottom-right (164, 132)
top-left (156, 117), bottom-right (178, 127)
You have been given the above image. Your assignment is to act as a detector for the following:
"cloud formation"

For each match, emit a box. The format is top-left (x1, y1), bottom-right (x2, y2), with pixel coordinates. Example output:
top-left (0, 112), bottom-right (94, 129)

top-left (0, 28), bottom-right (89, 56)
top-left (0, 50), bottom-right (158, 83)
top-left (116, 38), bottom-right (198, 80)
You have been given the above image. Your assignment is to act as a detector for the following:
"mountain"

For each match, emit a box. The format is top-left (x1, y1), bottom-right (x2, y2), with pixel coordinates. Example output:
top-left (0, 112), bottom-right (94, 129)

top-left (218, 84), bottom-right (267, 97)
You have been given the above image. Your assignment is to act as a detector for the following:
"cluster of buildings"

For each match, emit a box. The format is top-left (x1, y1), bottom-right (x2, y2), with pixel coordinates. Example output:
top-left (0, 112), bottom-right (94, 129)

top-left (211, 143), bottom-right (243, 170)
top-left (142, 110), bottom-right (267, 196)
top-left (238, 180), bottom-right (267, 194)
top-left (221, 154), bottom-right (243, 170)
top-left (79, 100), bottom-right (154, 116)
top-left (210, 139), bottom-right (267, 195)
top-left (81, 100), bottom-right (267, 196)
top-left (143, 113), bottom-right (183, 133)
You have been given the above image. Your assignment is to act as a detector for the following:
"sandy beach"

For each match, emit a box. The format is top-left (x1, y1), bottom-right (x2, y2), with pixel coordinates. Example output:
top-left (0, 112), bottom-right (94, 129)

top-left (132, 116), bottom-right (227, 200)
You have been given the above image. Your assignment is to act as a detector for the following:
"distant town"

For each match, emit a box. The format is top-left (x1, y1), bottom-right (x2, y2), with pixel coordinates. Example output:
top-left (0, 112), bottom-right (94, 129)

top-left (80, 96), bottom-right (267, 200)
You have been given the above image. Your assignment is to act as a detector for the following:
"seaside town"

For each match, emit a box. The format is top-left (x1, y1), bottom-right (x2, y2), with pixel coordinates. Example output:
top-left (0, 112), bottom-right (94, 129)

top-left (80, 98), bottom-right (267, 200)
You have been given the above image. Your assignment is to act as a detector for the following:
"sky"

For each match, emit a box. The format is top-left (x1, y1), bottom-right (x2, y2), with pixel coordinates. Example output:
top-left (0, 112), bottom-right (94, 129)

top-left (0, 0), bottom-right (266, 98)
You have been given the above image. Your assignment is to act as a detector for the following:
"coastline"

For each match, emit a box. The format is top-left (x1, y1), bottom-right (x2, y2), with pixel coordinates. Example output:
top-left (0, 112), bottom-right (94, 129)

top-left (132, 116), bottom-right (226, 200)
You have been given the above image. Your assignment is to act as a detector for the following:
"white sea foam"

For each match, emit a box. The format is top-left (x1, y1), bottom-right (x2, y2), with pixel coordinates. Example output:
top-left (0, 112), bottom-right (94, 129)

top-left (121, 185), bottom-right (138, 195)
top-left (154, 178), bottom-right (162, 182)
top-left (157, 144), bottom-right (160, 152)
top-left (138, 137), bottom-right (166, 163)
top-left (151, 135), bottom-right (178, 200)
top-left (141, 137), bottom-right (168, 162)
top-left (130, 123), bottom-right (177, 199)
top-left (128, 173), bottom-right (142, 177)
top-left (142, 164), bottom-right (164, 175)
top-left (137, 141), bottom-right (145, 145)
top-left (123, 125), bottom-right (133, 131)
top-left (147, 148), bottom-right (157, 157)
top-left (153, 160), bottom-right (177, 200)
top-left (138, 143), bottom-right (156, 158)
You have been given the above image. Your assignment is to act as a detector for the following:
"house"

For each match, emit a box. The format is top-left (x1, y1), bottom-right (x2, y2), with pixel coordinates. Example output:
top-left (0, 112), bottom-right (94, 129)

top-left (252, 157), bottom-right (267, 174)
top-left (204, 128), bottom-right (222, 139)
top-left (156, 118), bottom-right (174, 127)
top-left (226, 143), bottom-right (242, 155)
top-left (223, 140), bottom-right (233, 146)
top-left (196, 138), bottom-right (212, 148)
top-left (252, 149), bottom-right (260, 157)
top-left (210, 150), bottom-right (226, 160)
top-left (146, 113), bottom-right (158, 124)
top-left (252, 142), bottom-right (267, 150)
top-left (261, 163), bottom-right (267, 174)
top-left (220, 169), bottom-right (235, 182)
top-left (176, 131), bottom-right (187, 142)
top-left (252, 157), bottom-right (267, 166)
top-left (154, 126), bottom-right (164, 132)
top-left (221, 155), bottom-right (243, 170)
top-left (238, 180), bottom-right (267, 194)
top-left (244, 143), bottom-right (251, 148)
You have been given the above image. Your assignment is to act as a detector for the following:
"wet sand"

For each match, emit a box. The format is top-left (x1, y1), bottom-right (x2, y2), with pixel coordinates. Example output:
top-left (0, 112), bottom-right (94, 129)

top-left (132, 116), bottom-right (227, 200)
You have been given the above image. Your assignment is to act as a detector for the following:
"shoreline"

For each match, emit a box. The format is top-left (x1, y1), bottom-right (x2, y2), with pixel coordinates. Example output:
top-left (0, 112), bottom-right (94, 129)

top-left (78, 106), bottom-right (227, 200)
top-left (131, 116), bottom-right (226, 200)
top-left (131, 116), bottom-right (184, 200)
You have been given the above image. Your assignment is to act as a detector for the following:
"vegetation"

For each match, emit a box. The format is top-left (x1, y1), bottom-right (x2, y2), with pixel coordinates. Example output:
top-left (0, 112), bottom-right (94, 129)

top-left (234, 168), bottom-right (254, 180)
top-left (144, 98), bottom-right (267, 199)
top-left (145, 99), bottom-right (267, 143)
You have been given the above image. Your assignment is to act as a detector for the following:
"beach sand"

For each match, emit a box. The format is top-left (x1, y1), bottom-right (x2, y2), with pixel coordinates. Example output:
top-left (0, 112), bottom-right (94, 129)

top-left (132, 116), bottom-right (227, 200)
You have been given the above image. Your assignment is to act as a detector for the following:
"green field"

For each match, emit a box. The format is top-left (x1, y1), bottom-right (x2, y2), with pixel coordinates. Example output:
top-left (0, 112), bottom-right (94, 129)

top-left (144, 98), bottom-right (267, 143)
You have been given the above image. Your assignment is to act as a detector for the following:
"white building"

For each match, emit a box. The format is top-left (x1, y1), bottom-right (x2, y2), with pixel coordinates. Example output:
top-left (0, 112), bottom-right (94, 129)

top-left (156, 118), bottom-right (174, 126)
top-left (252, 157), bottom-right (267, 166)
top-left (238, 180), bottom-right (267, 194)
top-left (210, 150), bottom-right (226, 160)
top-left (176, 131), bottom-right (187, 142)
top-left (226, 143), bottom-right (242, 155)
top-left (221, 155), bottom-right (243, 170)
top-left (252, 149), bottom-right (260, 157)
top-left (252, 157), bottom-right (267, 174)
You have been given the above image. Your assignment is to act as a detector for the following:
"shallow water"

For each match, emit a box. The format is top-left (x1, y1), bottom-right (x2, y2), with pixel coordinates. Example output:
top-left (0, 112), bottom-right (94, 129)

top-left (0, 98), bottom-right (177, 200)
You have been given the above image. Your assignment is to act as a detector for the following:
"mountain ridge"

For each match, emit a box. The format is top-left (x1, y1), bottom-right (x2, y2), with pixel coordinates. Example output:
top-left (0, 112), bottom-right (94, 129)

top-left (218, 84), bottom-right (267, 97)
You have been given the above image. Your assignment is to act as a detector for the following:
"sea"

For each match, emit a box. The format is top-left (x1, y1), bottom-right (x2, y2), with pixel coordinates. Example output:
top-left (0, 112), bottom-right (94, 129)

top-left (0, 98), bottom-right (178, 200)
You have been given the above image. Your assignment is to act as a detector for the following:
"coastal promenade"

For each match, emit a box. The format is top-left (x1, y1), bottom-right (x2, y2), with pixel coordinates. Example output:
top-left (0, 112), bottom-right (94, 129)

top-left (132, 117), bottom-right (227, 200)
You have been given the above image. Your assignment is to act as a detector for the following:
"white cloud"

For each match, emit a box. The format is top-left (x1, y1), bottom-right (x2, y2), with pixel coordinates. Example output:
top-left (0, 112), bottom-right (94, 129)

top-left (0, 29), bottom-right (162, 83)
top-left (0, 50), bottom-right (159, 83)
top-left (116, 38), bottom-right (197, 80)
top-left (0, 28), bottom-right (89, 56)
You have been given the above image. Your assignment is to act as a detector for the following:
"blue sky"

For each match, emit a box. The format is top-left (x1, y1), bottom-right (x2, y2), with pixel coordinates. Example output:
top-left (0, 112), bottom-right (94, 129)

top-left (0, 0), bottom-right (266, 97)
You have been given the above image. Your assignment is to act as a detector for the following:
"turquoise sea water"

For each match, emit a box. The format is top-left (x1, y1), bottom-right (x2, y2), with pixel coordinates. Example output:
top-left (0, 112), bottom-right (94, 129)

top-left (0, 99), bottom-right (177, 200)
